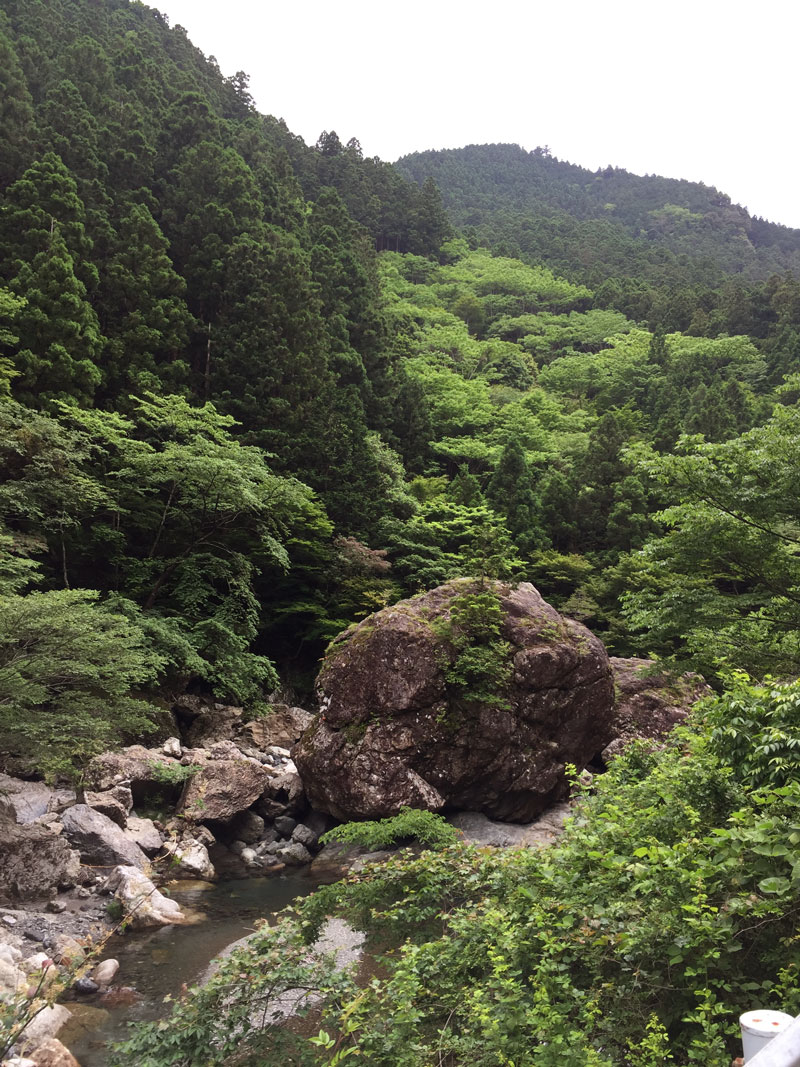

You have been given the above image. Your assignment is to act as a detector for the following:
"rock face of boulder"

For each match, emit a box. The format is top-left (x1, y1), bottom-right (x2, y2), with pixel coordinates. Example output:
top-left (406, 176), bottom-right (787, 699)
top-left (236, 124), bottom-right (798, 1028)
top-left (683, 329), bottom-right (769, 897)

top-left (602, 657), bottom-right (710, 762)
top-left (87, 745), bottom-right (181, 797)
top-left (104, 865), bottom-right (187, 929)
top-left (294, 579), bottom-right (615, 822)
top-left (0, 801), bottom-right (80, 900)
top-left (0, 774), bottom-right (75, 824)
top-left (60, 805), bottom-right (148, 869)
top-left (241, 706), bottom-right (314, 750)
top-left (178, 760), bottom-right (271, 822)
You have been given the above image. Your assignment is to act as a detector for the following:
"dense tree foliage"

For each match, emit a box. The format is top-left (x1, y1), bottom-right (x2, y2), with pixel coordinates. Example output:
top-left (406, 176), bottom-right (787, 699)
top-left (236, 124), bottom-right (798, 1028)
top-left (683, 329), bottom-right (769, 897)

top-left (396, 143), bottom-right (800, 293)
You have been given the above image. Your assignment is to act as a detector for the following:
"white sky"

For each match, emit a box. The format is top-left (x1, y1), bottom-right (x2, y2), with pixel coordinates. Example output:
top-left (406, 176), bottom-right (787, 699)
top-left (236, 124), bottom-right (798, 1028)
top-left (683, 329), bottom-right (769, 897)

top-left (151, 0), bottom-right (800, 229)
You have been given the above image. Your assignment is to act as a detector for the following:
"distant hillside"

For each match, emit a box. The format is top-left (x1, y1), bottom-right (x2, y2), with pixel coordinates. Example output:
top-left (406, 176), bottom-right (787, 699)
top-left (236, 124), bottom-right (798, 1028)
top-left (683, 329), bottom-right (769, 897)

top-left (395, 143), bottom-right (800, 288)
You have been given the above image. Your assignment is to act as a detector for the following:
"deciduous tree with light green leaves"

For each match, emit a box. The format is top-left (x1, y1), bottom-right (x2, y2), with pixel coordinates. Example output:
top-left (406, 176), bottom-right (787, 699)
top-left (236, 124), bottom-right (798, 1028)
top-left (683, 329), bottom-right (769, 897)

top-left (0, 587), bottom-right (162, 786)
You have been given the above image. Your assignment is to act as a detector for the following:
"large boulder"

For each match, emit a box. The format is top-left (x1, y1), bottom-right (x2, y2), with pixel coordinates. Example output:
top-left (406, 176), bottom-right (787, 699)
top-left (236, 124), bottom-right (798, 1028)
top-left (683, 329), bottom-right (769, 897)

top-left (179, 701), bottom-right (244, 747)
top-left (178, 760), bottom-right (271, 822)
top-left (60, 805), bottom-right (148, 870)
top-left (0, 802), bottom-right (81, 900)
top-left (294, 579), bottom-right (614, 822)
top-left (86, 745), bottom-right (183, 807)
top-left (103, 865), bottom-right (187, 929)
top-left (602, 657), bottom-right (710, 761)
top-left (0, 774), bottom-right (75, 824)
top-left (241, 706), bottom-right (314, 750)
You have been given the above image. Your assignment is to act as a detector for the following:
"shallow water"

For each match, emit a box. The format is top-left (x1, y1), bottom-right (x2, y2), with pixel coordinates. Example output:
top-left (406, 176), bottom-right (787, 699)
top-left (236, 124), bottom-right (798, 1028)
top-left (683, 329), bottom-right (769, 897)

top-left (63, 872), bottom-right (318, 1066)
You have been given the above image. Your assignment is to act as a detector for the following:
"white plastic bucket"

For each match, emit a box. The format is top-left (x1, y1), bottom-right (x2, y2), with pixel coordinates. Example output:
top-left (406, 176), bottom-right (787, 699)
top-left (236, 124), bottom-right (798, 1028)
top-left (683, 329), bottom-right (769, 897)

top-left (740, 1010), bottom-right (794, 1062)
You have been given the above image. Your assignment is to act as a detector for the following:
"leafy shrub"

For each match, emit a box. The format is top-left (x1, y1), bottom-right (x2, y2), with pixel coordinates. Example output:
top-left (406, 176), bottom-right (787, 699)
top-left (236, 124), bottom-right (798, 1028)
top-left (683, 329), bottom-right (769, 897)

top-left (434, 586), bottom-right (512, 708)
top-left (706, 675), bottom-right (800, 790)
top-left (319, 808), bottom-right (460, 852)
top-left (146, 759), bottom-right (196, 787)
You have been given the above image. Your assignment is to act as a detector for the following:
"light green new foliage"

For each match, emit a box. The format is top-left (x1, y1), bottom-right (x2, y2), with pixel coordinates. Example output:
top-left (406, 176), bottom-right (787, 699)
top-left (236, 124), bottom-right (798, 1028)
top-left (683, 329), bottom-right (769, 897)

top-left (0, 588), bottom-right (163, 783)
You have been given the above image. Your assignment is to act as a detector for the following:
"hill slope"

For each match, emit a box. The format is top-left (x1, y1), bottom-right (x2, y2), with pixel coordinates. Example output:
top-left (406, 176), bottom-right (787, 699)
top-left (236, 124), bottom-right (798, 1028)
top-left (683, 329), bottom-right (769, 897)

top-left (396, 143), bottom-right (800, 288)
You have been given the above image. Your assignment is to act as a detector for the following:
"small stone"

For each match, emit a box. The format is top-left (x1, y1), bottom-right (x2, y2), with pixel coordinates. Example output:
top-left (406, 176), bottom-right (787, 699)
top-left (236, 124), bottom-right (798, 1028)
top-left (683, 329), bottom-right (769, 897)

top-left (291, 823), bottom-right (319, 850)
top-left (74, 976), bottom-right (99, 994)
top-left (277, 841), bottom-right (313, 866)
top-left (52, 935), bottom-right (85, 966)
top-left (2, 914), bottom-right (17, 925)
top-left (20, 952), bottom-right (53, 973)
top-left (75, 887), bottom-right (91, 899)
top-left (240, 847), bottom-right (258, 867)
top-left (91, 958), bottom-right (119, 987)
top-left (163, 737), bottom-right (182, 759)
top-left (268, 745), bottom-right (291, 759)
top-left (274, 815), bottom-right (297, 837)
top-left (229, 840), bottom-right (247, 855)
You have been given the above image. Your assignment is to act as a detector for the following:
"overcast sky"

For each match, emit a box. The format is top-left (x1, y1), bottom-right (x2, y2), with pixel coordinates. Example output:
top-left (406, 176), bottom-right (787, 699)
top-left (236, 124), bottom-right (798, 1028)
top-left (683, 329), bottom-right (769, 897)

top-left (151, 0), bottom-right (800, 229)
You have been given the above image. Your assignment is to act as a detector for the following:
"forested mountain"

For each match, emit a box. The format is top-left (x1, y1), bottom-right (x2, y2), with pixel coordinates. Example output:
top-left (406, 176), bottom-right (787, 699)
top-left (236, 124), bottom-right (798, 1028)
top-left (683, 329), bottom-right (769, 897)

top-left (397, 143), bottom-right (800, 316)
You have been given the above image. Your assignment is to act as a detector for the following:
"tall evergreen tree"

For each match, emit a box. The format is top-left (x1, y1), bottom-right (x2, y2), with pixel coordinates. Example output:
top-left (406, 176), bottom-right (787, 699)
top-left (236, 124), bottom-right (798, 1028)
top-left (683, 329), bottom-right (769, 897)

top-left (0, 26), bottom-right (36, 189)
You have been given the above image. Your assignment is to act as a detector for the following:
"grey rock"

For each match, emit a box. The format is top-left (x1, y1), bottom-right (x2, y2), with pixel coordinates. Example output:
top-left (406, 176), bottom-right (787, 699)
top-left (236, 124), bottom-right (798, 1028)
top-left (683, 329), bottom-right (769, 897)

top-left (240, 706), bottom-right (314, 750)
top-left (0, 774), bottom-right (75, 824)
top-left (291, 823), bottom-right (319, 850)
top-left (87, 745), bottom-right (185, 794)
top-left (603, 657), bottom-right (710, 762)
top-left (85, 791), bottom-right (128, 829)
top-left (164, 836), bottom-right (215, 880)
top-left (261, 771), bottom-right (306, 815)
top-left (61, 805), bottom-right (148, 869)
top-left (227, 810), bottom-right (265, 844)
top-left (163, 736), bottom-right (182, 758)
top-left (277, 842), bottom-right (313, 866)
top-left (14, 1003), bottom-right (72, 1048)
top-left (178, 760), bottom-right (271, 822)
top-left (274, 815), bottom-right (297, 837)
top-left (103, 866), bottom-right (187, 929)
top-left (0, 805), bottom-right (81, 899)
top-left (181, 701), bottom-right (244, 747)
top-left (91, 958), bottom-right (119, 987)
top-left (74, 976), bottom-right (99, 994)
top-left (448, 809), bottom-right (569, 848)
top-left (124, 816), bottom-right (164, 856)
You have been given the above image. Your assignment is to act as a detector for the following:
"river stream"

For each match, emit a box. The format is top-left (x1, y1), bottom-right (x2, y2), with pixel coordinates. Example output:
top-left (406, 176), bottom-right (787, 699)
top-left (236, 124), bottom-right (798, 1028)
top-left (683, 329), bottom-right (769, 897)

top-left (61, 872), bottom-right (319, 1066)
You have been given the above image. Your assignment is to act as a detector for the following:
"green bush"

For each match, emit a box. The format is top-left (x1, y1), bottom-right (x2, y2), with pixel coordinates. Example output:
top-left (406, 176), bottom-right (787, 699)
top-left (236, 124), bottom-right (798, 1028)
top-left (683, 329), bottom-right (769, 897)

top-left (706, 675), bottom-right (800, 791)
top-left (319, 808), bottom-right (460, 852)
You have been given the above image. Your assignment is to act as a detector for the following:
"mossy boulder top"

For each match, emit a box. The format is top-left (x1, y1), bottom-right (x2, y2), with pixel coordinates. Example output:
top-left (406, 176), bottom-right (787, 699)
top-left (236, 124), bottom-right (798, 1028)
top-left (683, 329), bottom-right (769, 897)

top-left (294, 579), bottom-right (615, 822)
